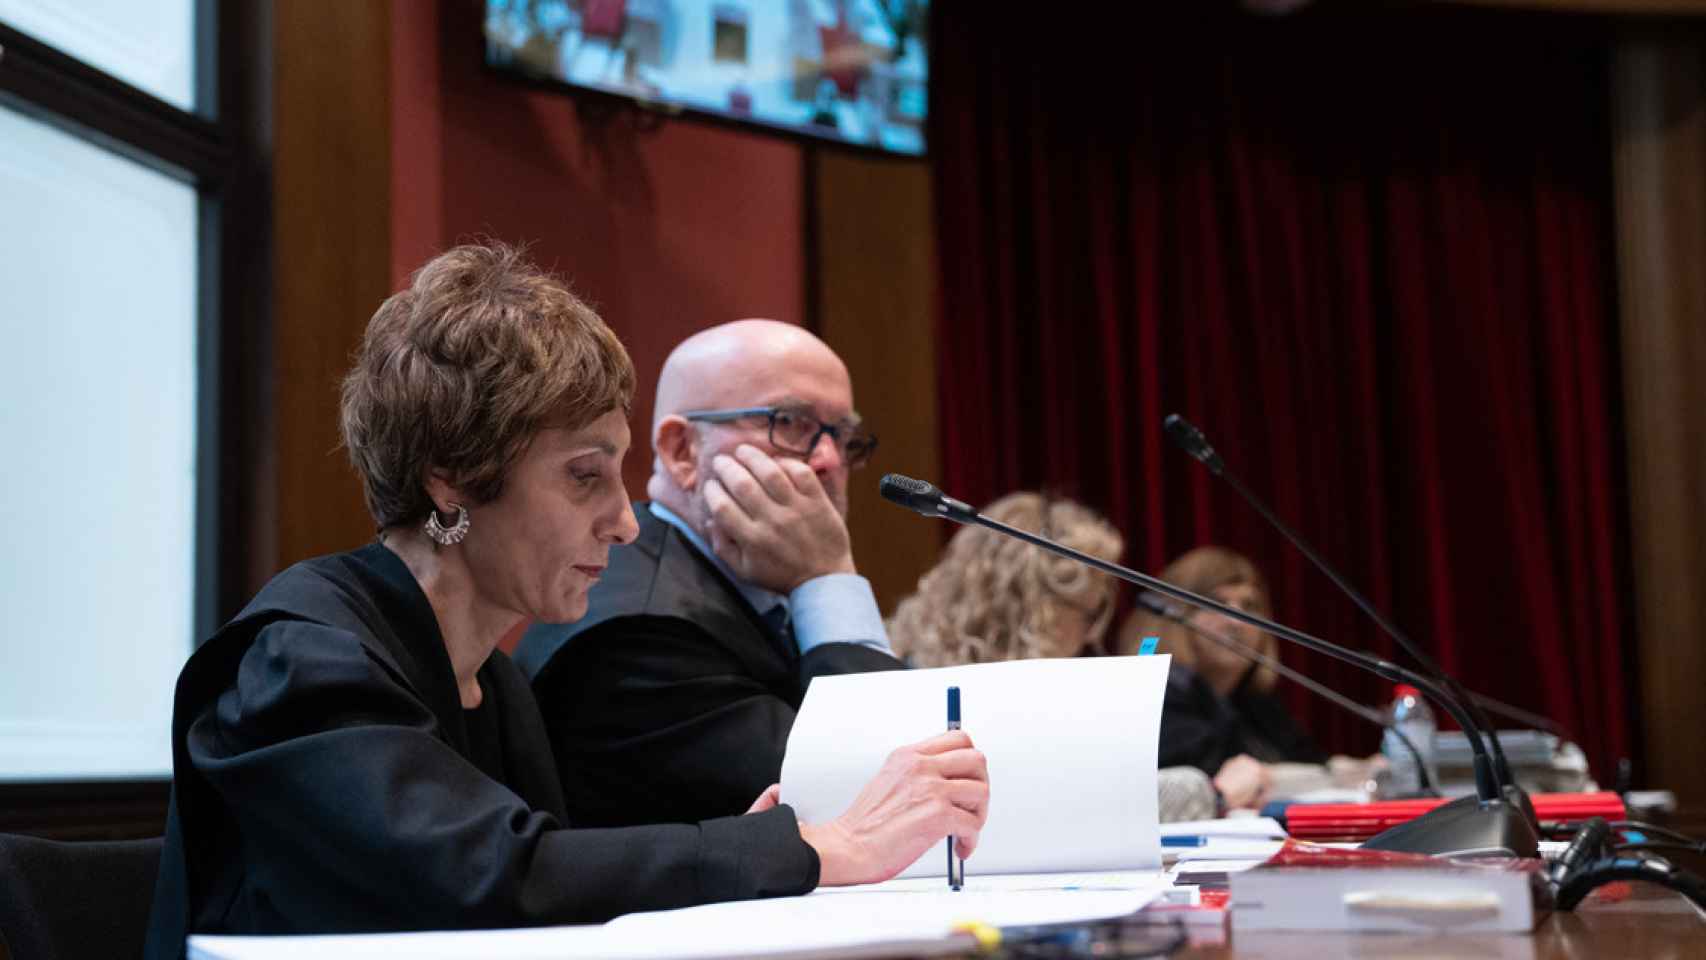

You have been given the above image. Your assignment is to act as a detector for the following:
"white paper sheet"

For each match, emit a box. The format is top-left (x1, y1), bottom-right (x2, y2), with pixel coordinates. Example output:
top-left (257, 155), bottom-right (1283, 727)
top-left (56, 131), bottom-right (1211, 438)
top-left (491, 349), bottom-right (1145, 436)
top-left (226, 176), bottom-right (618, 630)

top-left (812, 870), bottom-right (1172, 894)
top-left (190, 926), bottom-right (623, 960)
top-left (1168, 839), bottom-right (1287, 862)
top-left (1160, 816), bottom-right (1287, 840)
top-left (600, 883), bottom-right (1171, 958)
top-left (187, 882), bottom-right (1173, 960)
top-left (779, 655), bottom-right (1171, 878)
top-left (1168, 858), bottom-right (1272, 877)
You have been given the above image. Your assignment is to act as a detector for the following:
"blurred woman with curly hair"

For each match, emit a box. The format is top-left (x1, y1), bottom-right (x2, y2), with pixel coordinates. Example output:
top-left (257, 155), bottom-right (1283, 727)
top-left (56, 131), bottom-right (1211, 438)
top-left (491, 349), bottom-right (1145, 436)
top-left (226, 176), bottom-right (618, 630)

top-left (889, 492), bottom-right (1122, 666)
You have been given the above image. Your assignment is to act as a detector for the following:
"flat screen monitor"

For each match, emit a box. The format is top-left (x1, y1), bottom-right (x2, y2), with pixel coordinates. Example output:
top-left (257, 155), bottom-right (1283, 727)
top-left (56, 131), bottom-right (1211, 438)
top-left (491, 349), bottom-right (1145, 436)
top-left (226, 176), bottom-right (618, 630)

top-left (484, 0), bottom-right (930, 156)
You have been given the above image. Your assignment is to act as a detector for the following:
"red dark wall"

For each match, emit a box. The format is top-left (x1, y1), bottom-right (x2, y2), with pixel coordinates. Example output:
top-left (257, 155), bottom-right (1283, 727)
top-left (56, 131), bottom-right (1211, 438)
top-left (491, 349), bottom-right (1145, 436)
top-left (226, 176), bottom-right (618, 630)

top-left (389, 2), bottom-right (806, 503)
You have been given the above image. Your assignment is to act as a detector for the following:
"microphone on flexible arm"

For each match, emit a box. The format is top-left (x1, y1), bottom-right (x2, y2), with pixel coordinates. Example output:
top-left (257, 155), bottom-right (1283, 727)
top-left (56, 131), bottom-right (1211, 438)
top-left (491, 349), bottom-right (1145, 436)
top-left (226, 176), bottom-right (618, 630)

top-left (1132, 591), bottom-right (1440, 797)
top-left (1162, 414), bottom-right (1575, 744)
top-left (1162, 413), bottom-right (1541, 833)
top-left (880, 473), bottom-right (1539, 858)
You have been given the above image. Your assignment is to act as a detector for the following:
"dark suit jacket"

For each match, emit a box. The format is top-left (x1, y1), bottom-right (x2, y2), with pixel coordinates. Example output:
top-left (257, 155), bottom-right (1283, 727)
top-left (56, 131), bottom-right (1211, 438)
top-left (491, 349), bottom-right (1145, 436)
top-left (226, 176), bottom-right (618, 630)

top-left (515, 505), bottom-right (905, 828)
top-left (145, 543), bottom-right (816, 959)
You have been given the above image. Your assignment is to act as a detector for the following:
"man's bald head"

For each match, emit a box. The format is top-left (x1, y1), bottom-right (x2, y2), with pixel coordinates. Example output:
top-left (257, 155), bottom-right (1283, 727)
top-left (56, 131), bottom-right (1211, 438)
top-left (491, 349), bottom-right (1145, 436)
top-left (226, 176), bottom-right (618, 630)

top-left (647, 318), bottom-right (859, 524)
top-left (652, 319), bottom-right (850, 431)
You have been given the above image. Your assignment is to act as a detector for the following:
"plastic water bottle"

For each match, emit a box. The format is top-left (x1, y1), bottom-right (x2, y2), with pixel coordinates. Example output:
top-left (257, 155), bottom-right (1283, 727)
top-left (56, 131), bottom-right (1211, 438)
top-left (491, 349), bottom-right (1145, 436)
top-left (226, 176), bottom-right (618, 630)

top-left (1381, 683), bottom-right (1440, 797)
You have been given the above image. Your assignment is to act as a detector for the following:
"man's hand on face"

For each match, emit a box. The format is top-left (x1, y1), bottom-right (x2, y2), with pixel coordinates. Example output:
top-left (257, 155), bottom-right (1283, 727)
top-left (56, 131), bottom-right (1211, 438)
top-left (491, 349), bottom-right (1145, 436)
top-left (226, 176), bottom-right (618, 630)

top-left (702, 444), bottom-right (856, 593)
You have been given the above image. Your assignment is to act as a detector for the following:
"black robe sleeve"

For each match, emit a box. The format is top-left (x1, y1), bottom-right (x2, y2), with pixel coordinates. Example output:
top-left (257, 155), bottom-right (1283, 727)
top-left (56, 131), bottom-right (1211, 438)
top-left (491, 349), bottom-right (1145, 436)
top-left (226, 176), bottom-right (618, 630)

top-left (146, 619), bottom-right (817, 958)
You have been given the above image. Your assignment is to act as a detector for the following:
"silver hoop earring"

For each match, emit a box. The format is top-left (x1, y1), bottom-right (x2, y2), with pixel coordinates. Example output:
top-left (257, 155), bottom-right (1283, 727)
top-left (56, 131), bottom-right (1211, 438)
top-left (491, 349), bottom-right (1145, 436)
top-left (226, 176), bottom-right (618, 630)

top-left (424, 503), bottom-right (469, 546)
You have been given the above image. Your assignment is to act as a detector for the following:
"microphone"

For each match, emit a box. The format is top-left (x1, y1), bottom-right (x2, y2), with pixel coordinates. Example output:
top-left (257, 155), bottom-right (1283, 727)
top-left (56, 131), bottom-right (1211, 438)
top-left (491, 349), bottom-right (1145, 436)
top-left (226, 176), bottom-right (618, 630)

top-left (1133, 591), bottom-right (1440, 797)
top-left (879, 474), bottom-right (979, 523)
top-left (1162, 413), bottom-right (1541, 825)
top-left (1162, 413), bottom-right (1225, 476)
top-left (880, 473), bottom-right (1538, 858)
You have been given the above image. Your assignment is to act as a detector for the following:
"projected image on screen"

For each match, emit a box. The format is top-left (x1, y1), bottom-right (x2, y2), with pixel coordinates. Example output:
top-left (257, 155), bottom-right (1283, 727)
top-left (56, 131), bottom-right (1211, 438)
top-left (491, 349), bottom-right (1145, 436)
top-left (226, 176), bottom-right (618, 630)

top-left (485, 0), bottom-right (929, 156)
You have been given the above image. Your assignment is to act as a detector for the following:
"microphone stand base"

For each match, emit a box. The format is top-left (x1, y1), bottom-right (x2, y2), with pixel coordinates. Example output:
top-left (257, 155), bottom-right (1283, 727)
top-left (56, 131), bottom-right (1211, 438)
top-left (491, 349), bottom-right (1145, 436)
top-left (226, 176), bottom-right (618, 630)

top-left (1361, 794), bottom-right (1540, 859)
top-left (1505, 783), bottom-right (1538, 830)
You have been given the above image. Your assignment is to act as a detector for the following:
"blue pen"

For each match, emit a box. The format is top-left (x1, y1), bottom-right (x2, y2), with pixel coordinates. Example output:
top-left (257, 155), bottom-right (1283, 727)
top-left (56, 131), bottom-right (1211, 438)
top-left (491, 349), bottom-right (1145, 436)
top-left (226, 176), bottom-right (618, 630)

top-left (1161, 835), bottom-right (1209, 847)
top-left (947, 686), bottom-right (963, 891)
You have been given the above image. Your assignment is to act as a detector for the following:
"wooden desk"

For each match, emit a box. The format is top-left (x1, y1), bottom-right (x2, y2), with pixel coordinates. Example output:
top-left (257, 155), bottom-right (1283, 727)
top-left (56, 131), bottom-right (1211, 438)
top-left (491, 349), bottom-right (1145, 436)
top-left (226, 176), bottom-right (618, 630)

top-left (1174, 885), bottom-right (1705, 959)
top-left (6, 888), bottom-right (1691, 960)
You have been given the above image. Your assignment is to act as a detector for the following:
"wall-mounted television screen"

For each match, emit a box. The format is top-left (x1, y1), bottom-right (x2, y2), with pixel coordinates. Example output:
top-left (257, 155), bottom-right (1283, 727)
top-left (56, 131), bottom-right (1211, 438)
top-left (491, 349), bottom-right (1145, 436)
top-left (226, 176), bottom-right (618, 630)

top-left (484, 1), bottom-right (930, 156)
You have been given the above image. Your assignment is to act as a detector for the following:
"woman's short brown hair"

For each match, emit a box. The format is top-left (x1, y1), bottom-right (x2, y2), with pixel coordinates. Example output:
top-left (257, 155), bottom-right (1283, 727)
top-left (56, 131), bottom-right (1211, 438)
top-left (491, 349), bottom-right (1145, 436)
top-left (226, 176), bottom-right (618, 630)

top-left (889, 492), bottom-right (1123, 667)
top-left (1117, 545), bottom-right (1280, 690)
top-left (339, 241), bottom-right (635, 528)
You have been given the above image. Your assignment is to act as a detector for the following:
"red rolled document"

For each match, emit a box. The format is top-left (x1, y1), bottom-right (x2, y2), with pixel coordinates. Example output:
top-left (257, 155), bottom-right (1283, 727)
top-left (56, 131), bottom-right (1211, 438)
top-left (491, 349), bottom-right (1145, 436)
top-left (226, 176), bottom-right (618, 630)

top-left (1281, 791), bottom-right (1626, 842)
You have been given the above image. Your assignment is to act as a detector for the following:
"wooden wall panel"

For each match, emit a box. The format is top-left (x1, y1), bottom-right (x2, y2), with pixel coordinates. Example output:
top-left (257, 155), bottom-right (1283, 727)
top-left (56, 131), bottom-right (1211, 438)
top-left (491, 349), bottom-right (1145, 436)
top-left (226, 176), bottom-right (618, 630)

top-left (271, 0), bottom-right (395, 570)
top-left (389, 0), bottom-right (806, 508)
top-left (1612, 26), bottom-right (1706, 805)
top-left (811, 150), bottom-right (941, 616)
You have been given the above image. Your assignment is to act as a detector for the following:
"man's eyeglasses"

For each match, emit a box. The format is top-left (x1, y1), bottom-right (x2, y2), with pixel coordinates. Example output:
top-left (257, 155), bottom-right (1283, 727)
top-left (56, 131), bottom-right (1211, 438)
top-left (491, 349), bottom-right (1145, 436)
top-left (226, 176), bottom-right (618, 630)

top-left (681, 406), bottom-right (878, 469)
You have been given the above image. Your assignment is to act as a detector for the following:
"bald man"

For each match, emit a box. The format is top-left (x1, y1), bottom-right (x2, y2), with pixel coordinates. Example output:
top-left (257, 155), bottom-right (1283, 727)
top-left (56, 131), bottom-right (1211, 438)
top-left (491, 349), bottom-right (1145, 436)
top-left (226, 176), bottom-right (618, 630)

top-left (515, 320), bottom-right (904, 828)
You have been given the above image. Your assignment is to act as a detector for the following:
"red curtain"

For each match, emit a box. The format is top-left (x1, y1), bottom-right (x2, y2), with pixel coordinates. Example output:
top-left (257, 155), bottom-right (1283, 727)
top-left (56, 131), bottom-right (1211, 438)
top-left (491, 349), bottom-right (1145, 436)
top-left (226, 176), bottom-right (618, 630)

top-left (929, 6), bottom-right (1639, 780)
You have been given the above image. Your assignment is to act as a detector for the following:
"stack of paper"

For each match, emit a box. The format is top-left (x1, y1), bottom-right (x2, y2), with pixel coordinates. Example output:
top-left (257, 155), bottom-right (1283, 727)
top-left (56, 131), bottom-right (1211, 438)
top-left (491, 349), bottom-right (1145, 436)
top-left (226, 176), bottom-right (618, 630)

top-left (1162, 816), bottom-right (1288, 865)
top-left (781, 655), bottom-right (1173, 878)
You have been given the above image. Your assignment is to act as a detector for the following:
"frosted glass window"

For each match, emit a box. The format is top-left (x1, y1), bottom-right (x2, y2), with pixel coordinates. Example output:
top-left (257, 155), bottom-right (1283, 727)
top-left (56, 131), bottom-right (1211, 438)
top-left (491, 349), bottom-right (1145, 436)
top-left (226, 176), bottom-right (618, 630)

top-left (0, 0), bottom-right (197, 111)
top-left (0, 103), bottom-right (198, 780)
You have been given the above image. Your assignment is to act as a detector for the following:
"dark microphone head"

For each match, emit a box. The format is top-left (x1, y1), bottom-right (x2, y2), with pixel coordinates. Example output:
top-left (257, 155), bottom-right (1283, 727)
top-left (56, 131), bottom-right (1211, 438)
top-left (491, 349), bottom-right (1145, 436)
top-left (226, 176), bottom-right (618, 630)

top-left (879, 474), bottom-right (979, 523)
top-left (879, 473), bottom-right (935, 511)
top-left (1163, 413), bottom-right (1225, 475)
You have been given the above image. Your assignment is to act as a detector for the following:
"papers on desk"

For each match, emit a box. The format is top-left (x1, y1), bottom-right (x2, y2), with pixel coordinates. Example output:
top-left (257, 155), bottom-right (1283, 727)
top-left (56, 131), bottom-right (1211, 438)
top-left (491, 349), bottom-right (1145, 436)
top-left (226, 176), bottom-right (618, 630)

top-left (781, 655), bottom-right (1172, 877)
top-left (1169, 858), bottom-right (1272, 878)
top-left (189, 928), bottom-right (613, 960)
top-left (603, 880), bottom-right (1172, 959)
top-left (814, 870), bottom-right (1172, 894)
top-left (1161, 816), bottom-right (1287, 840)
top-left (1160, 816), bottom-right (1288, 865)
top-left (1169, 840), bottom-right (1287, 862)
top-left (188, 877), bottom-right (1173, 960)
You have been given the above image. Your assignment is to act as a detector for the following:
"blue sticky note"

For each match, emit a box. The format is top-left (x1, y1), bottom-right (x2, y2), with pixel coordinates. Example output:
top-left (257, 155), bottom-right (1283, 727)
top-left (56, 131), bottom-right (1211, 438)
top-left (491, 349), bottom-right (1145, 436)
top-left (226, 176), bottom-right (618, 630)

top-left (1138, 635), bottom-right (1159, 656)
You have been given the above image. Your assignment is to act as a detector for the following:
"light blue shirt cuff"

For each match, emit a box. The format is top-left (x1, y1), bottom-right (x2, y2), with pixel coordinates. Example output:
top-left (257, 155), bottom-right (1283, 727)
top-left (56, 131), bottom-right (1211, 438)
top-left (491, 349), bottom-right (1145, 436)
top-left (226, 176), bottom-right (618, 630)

top-left (788, 573), bottom-right (894, 656)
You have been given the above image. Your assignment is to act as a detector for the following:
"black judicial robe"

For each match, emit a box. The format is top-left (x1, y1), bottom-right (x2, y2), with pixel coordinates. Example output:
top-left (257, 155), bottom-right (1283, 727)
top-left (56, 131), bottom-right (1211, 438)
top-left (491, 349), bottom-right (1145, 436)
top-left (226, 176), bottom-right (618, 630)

top-left (144, 543), bottom-right (817, 960)
top-left (514, 504), bottom-right (904, 829)
top-left (1158, 661), bottom-right (1329, 775)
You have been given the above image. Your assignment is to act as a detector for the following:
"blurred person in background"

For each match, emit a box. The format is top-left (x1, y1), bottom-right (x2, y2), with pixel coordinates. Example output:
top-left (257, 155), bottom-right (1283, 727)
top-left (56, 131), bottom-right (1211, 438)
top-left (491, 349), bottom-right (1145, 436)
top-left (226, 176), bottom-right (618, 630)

top-left (1119, 545), bottom-right (1382, 812)
top-left (889, 492), bottom-right (1120, 667)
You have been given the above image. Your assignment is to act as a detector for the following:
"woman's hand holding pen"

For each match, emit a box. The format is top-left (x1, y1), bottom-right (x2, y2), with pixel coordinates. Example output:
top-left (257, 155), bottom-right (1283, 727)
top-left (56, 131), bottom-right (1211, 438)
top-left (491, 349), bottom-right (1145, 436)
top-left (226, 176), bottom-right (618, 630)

top-left (795, 730), bottom-right (990, 887)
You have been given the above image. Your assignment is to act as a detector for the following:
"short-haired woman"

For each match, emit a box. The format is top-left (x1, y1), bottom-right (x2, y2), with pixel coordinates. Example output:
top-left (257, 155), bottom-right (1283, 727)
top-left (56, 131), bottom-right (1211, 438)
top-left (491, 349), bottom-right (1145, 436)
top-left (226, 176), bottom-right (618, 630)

top-left (145, 244), bottom-right (987, 957)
